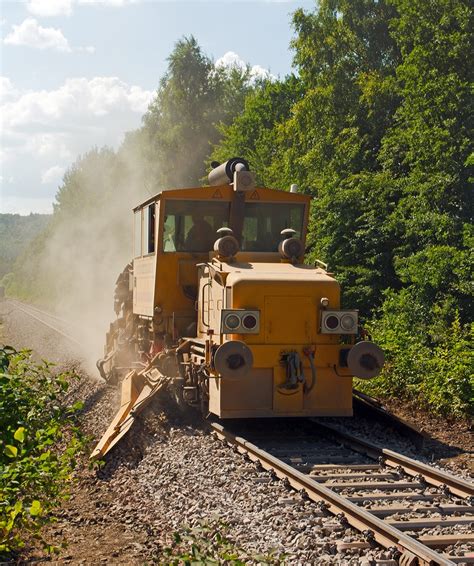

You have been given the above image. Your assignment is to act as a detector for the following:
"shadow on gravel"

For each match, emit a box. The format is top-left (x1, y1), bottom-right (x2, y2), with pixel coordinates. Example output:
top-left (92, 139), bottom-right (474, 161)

top-left (420, 436), bottom-right (471, 462)
top-left (318, 413), bottom-right (469, 465)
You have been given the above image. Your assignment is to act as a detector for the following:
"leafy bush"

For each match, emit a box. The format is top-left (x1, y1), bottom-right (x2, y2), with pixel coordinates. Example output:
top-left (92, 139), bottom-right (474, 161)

top-left (358, 291), bottom-right (473, 417)
top-left (0, 347), bottom-right (85, 557)
top-left (159, 521), bottom-right (284, 565)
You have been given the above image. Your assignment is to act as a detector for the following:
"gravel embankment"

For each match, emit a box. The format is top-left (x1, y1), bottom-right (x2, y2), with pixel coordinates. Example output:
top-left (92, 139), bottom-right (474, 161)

top-left (1, 298), bottom-right (472, 564)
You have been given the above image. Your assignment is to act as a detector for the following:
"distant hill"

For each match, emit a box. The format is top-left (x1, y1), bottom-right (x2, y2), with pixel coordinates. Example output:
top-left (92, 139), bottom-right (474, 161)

top-left (0, 213), bottom-right (51, 279)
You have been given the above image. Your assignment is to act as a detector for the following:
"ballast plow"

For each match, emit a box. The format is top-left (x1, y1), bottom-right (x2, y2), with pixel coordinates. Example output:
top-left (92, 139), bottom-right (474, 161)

top-left (91, 357), bottom-right (168, 460)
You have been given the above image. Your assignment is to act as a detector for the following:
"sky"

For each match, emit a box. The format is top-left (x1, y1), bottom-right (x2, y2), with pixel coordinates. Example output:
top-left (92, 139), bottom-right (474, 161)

top-left (0, 0), bottom-right (314, 215)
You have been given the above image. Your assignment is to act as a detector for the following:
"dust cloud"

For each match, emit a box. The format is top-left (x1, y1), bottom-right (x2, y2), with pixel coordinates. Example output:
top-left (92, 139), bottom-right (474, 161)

top-left (40, 147), bottom-right (154, 377)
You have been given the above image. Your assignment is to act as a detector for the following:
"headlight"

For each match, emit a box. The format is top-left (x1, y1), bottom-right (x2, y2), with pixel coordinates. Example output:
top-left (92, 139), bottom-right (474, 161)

top-left (325, 315), bottom-right (340, 330)
top-left (221, 309), bottom-right (260, 334)
top-left (242, 314), bottom-right (258, 330)
top-left (224, 313), bottom-right (240, 330)
top-left (320, 310), bottom-right (358, 335)
top-left (340, 313), bottom-right (356, 331)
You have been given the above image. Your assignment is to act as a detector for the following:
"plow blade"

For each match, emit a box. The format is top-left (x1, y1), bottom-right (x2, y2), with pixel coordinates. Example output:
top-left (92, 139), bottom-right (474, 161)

top-left (91, 365), bottom-right (167, 460)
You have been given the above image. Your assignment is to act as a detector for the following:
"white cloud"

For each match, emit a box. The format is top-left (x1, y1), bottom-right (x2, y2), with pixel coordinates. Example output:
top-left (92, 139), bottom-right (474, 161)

top-left (26, 0), bottom-right (139, 17)
top-left (41, 165), bottom-right (65, 184)
top-left (2, 77), bottom-right (153, 129)
top-left (215, 51), bottom-right (247, 71)
top-left (215, 51), bottom-right (275, 82)
top-left (1, 76), bottom-right (154, 212)
top-left (26, 134), bottom-right (73, 160)
top-left (26, 0), bottom-right (73, 17)
top-left (0, 77), bottom-right (19, 102)
top-left (4, 18), bottom-right (71, 52)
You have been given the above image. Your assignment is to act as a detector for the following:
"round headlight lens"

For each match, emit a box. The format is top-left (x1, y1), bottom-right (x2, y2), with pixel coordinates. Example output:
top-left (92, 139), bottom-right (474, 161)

top-left (224, 313), bottom-right (240, 330)
top-left (242, 314), bottom-right (257, 330)
top-left (325, 315), bottom-right (339, 330)
top-left (340, 314), bottom-right (356, 331)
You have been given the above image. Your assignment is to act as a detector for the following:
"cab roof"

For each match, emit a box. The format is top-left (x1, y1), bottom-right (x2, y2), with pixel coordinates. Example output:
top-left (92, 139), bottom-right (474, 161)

top-left (133, 184), bottom-right (310, 212)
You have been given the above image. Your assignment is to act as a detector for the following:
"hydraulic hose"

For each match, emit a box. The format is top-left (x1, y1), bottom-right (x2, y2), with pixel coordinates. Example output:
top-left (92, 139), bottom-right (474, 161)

top-left (303, 347), bottom-right (316, 394)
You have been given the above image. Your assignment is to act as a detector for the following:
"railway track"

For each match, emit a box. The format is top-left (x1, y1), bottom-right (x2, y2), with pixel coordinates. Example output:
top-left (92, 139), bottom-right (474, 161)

top-left (4, 299), bottom-right (473, 564)
top-left (6, 298), bottom-right (82, 346)
top-left (211, 419), bottom-right (474, 566)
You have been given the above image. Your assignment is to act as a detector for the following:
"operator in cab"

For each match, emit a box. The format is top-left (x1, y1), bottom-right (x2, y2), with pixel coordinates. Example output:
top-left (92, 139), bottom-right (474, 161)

top-left (185, 212), bottom-right (215, 251)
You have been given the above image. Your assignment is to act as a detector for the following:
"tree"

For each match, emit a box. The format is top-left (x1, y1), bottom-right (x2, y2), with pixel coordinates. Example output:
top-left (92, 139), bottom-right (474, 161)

top-left (209, 76), bottom-right (302, 188)
top-left (141, 36), bottom-right (255, 189)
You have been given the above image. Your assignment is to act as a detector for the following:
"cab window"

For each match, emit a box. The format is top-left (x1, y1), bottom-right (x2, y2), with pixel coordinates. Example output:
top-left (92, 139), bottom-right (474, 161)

top-left (134, 210), bottom-right (142, 257)
top-left (144, 203), bottom-right (156, 254)
top-left (242, 202), bottom-right (305, 252)
top-left (163, 200), bottom-right (230, 252)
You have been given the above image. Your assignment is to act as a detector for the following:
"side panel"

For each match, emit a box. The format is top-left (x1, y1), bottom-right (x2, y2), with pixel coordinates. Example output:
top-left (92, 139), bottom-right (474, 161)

top-left (133, 256), bottom-right (155, 317)
top-left (208, 369), bottom-right (274, 415)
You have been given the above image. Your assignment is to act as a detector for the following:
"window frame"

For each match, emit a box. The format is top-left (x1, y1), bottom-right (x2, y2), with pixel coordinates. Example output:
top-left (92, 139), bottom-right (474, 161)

top-left (133, 209), bottom-right (142, 258)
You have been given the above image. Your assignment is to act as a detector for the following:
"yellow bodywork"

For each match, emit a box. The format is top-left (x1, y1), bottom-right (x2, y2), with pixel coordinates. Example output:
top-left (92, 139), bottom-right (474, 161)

top-left (92, 179), bottom-right (359, 459)
top-left (199, 261), bottom-right (353, 417)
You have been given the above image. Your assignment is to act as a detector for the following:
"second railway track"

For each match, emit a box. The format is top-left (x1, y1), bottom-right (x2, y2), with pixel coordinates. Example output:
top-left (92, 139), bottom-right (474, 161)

top-left (6, 298), bottom-right (82, 346)
top-left (211, 419), bottom-right (474, 566)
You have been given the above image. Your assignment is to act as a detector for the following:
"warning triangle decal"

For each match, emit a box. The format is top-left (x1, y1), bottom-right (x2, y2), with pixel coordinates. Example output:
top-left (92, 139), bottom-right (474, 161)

top-left (249, 190), bottom-right (260, 200)
top-left (212, 189), bottom-right (223, 199)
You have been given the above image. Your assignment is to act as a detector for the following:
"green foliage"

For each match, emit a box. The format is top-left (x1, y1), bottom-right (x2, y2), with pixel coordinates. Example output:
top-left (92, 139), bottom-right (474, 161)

top-left (0, 347), bottom-right (85, 557)
top-left (159, 521), bottom-right (284, 565)
top-left (360, 294), bottom-right (473, 416)
top-left (0, 214), bottom-right (50, 280)
top-left (141, 35), bottom-right (256, 189)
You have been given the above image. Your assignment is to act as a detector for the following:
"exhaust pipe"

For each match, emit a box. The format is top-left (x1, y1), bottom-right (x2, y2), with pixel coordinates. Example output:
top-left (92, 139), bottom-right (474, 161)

top-left (208, 157), bottom-right (249, 186)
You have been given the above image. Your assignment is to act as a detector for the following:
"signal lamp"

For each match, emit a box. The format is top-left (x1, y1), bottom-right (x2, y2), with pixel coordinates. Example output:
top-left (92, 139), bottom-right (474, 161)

top-left (242, 314), bottom-right (257, 330)
top-left (224, 313), bottom-right (240, 330)
top-left (340, 313), bottom-right (356, 331)
top-left (325, 315), bottom-right (339, 330)
top-left (320, 310), bottom-right (358, 335)
top-left (221, 309), bottom-right (260, 334)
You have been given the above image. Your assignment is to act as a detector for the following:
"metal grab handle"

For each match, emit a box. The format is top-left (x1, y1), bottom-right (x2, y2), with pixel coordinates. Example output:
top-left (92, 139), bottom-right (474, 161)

top-left (201, 282), bottom-right (211, 328)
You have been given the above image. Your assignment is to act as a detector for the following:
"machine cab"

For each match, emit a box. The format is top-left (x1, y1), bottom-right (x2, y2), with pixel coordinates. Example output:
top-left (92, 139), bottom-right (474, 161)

top-left (131, 167), bottom-right (311, 341)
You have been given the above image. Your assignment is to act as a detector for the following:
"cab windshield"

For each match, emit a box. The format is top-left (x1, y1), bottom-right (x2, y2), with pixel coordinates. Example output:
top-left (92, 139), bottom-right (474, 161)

top-left (162, 199), bottom-right (305, 253)
top-left (163, 200), bottom-right (230, 252)
top-left (241, 202), bottom-right (305, 252)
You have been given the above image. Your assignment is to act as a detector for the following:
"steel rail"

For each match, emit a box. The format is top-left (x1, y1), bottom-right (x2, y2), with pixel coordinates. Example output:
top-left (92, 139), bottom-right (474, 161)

top-left (7, 298), bottom-right (78, 328)
top-left (311, 421), bottom-right (474, 499)
top-left (8, 299), bottom-right (82, 347)
top-left (210, 421), bottom-right (458, 566)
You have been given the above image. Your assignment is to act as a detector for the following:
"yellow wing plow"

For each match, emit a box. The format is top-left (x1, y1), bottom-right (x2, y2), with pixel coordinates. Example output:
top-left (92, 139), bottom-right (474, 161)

top-left (91, 361), bottom-right (168, 460)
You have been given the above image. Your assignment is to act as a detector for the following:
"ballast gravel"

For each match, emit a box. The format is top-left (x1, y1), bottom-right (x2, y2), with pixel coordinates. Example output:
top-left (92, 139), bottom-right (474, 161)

top-left (70, 381), bottom-right (394, 564)
top-left (1, 300), bottom-right (472, 564)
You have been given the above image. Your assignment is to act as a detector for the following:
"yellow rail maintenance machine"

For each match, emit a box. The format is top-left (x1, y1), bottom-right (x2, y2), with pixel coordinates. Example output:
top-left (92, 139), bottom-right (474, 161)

top-left (92, 158), bottom-right (384, 459)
